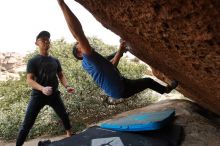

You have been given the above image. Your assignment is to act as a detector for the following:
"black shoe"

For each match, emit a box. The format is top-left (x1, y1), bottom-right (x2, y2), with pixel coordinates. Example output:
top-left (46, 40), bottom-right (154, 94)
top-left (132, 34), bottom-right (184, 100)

top-left (38, 140), bottom-right (51, 146)
top-left (165, 80), bottom-right (178, 93)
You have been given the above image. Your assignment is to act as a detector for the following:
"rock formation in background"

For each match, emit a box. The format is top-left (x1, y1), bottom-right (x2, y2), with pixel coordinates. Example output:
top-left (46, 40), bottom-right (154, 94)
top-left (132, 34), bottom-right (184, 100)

top-left (0, 52), bottom-right (25, 81)
top-left (75, 0), bottom-right (220, 114)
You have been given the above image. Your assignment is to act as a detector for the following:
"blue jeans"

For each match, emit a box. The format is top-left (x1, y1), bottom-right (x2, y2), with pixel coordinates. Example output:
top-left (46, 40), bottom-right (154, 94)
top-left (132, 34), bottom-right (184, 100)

top-left (16, 91), bottom-right (71, 146)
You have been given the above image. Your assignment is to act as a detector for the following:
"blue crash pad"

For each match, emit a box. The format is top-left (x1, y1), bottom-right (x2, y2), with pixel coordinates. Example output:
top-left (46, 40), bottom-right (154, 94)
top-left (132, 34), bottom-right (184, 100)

top-left (100, 109), bottom-right (175, 131)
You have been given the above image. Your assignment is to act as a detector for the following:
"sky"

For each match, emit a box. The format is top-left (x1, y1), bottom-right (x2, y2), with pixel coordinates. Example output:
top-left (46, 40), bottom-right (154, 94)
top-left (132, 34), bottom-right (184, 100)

top-left (0, 0), bottom-right (120, 55)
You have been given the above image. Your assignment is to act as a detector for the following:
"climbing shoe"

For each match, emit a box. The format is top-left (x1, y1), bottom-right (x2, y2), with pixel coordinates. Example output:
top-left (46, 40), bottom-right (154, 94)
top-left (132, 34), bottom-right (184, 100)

top-left (165, 80), bottom-right (179, 93)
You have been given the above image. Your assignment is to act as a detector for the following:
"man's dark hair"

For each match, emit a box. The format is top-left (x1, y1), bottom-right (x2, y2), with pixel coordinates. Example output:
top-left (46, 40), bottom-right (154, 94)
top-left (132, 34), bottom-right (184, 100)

top-left (36, 31), bottom-right (50, 41)
top-left (72, 42), bottom-right (83, 60)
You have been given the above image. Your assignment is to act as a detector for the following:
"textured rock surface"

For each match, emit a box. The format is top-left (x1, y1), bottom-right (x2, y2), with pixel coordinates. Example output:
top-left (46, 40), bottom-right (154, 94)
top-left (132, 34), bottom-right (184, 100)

top-left (75, 0), bottom-right (220, 114)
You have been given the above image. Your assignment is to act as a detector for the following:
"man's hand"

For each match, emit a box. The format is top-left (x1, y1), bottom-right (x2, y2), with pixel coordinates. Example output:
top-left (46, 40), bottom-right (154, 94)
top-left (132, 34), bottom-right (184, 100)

top-left (42, 86), bottom-right (53, 96)
top-left (119, 39), bottom-right (127, 53)
top-left (66, 86), bottom-right (75, 94)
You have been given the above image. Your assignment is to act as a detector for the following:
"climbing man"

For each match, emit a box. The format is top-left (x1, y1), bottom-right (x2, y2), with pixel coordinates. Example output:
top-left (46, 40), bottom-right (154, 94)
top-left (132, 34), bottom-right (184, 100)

top-left (57, 0), bottom-right (178, 104)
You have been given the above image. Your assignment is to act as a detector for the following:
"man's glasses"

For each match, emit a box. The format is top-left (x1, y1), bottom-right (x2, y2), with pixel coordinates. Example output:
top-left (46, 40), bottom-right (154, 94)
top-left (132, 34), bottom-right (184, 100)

top-left (38, 38), bottom-right (51, 43)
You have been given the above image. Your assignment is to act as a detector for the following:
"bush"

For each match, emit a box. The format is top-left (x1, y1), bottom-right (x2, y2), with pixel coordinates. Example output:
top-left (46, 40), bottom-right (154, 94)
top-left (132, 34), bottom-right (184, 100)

top-left (0, 37), bottom-right (157, 140)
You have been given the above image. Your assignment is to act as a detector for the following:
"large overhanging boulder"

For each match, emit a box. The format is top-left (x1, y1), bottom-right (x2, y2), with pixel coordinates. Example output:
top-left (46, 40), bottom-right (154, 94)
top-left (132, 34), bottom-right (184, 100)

top-left (75, 0), bottom-right (220, 114)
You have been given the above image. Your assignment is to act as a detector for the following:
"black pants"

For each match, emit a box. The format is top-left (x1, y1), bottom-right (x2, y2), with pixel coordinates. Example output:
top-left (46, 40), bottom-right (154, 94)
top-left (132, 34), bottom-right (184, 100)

top-left (105, 52), bottom-right (117, 61)
top-left (105, 52), bottom-right (167, 99)
top-left (16, 92), bottom-right (71, 146)
top-left (122, 78), bottom-right (167, 98)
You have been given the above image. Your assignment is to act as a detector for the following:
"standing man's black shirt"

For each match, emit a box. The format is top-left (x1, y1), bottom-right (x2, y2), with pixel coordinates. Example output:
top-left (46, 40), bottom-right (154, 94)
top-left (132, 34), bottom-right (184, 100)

top-left (27, 55), bottom-right (62, 95)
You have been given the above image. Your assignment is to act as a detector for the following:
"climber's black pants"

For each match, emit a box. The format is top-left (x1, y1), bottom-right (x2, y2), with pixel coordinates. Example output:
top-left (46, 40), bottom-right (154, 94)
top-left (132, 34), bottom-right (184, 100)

top-left (104, 52), bottom-right (167, 99)
top-left (122, 77), bottom-right (167, 98)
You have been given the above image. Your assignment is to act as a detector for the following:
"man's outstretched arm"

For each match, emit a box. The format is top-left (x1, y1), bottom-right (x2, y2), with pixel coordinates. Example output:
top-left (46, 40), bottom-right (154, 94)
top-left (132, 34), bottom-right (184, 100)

top-left (57, 0), bottom-right (91, 55)
top-left (111, 41), bottom-right (127, 67)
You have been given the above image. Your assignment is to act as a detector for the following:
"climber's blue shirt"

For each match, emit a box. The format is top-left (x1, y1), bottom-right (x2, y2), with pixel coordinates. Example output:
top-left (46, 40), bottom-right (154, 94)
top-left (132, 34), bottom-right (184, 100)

top-left (82, 50), bottom-right (124, 98)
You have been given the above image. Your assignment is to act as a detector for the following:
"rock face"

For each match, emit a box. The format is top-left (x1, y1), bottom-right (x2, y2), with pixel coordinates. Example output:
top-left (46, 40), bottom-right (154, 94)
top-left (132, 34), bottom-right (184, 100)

top-left (75, 0), bottom-right (220, 114)
top-left (0, 52), bottom-right (25, 81)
